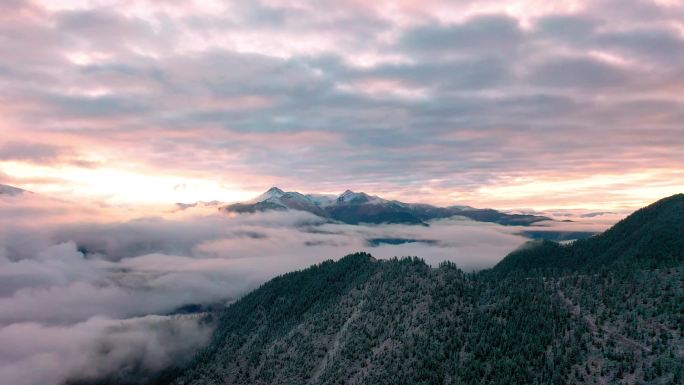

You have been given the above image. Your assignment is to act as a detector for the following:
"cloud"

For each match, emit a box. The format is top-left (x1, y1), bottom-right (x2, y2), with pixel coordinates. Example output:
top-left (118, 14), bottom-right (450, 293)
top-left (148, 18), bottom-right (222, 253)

top-left (0, 314), bottom-right (213, 385)
top-left (0, 142), bottom-right (70, 163)
top-left (527, 55), bottom-right (632, 89)
top-left (399, 15), bottom-right (524, 57)
top-left (0, 0), bottom-right (683, 209)
top-left (596, 27), bottom-right (684, 64)
top-left (534, 14), bottom-right (598, 42)
top-left (0, 187), bottom-right (623, 384)
top-left (1, 0), bottom-right (682, 382)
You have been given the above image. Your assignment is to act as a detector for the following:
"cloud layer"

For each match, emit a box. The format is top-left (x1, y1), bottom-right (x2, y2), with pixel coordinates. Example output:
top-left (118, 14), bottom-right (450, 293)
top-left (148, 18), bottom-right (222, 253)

top-left (0, 0), bottom-right (683, 209)
top-left (0, 1), bottom-right (673, 382)
top-left (0, 314), bottom-right (213, 385)
top-left (0, 188), bottom-right (620, 385)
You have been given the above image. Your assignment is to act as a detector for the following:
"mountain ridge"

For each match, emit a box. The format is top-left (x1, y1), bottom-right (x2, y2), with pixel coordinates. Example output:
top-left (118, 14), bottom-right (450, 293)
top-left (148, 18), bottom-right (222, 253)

top-left (220, 187), bottom-right (551, 226)
top-left (493, 193), bottom-right (684, 273)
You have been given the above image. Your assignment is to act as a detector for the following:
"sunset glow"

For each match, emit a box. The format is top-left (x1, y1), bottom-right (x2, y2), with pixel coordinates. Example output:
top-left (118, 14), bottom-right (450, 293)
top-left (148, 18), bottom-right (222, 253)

top-left (2, 3), bottom-right (684, 385)
top-left (1, 0), bottom-right (683, 210)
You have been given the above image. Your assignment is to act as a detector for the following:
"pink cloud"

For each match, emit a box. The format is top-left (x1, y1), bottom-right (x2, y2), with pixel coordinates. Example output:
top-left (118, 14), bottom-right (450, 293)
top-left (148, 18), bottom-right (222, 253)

top-left (0, 0), bottom-right (682, 209)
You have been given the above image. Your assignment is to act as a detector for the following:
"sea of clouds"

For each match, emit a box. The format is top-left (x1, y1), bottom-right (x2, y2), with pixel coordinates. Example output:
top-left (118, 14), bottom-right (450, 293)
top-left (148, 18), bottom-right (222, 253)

top-left (0, 192), bottom-right (618, 385)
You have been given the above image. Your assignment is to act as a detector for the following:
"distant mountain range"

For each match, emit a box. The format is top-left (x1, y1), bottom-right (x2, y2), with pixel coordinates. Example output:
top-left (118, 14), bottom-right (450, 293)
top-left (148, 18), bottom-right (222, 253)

top-left (221, 187), bottom-right (551, 226)
top-left (137, 194), bottom-right (683, 385)
top-left (0, 184), bottom-right (26, 196)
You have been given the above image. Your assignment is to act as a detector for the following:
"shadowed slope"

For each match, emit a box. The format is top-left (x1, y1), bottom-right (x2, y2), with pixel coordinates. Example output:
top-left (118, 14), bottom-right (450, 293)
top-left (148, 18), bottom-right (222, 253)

top-left (493, 193), bottom-right (684, 273)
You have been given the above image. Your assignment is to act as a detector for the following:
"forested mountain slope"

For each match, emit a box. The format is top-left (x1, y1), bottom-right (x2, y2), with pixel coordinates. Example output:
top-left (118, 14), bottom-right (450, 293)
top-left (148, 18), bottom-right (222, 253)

top-left (493, 193), bottom-right (684, 273)
top-left (171, 254), bottom-right (590, 385)
top-left (168, 254), bottom-right (682, 385)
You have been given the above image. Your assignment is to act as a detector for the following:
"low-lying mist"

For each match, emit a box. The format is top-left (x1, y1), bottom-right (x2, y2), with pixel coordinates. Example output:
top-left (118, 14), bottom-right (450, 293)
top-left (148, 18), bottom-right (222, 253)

top-left (0, 193), bottom-right (616, 385)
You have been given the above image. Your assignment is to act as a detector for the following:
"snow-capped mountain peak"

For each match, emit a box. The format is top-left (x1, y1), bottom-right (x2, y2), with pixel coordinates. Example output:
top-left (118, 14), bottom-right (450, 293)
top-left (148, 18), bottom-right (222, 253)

top-left (337, 190), bottom-right (386, 205)
top-left (266, 186), bottom-right (285, 195)
top-left (248, 187), bottom-right (286, 203)
top-left (247, 188), bottom-right (390, 207)
top-left (338, 189), bottom-right (360, 201)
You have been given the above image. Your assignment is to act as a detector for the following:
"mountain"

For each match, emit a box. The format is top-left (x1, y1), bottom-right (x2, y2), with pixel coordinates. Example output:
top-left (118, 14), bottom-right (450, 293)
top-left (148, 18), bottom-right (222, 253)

top-left (117, 194), bottom-right (682, 385)
top-left (0, 183), bottom-right (26, 196)
top-left (493, 193), bottom-right (684, 273)
top-left (220, 187), bottom-right (550, 226)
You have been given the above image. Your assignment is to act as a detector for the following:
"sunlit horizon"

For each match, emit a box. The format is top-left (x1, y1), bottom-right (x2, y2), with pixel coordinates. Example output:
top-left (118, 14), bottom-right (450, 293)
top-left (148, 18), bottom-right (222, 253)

top-left (2, 2), bottom-right (683, 384)
top-left (2, 0), bottom-right (684, 212)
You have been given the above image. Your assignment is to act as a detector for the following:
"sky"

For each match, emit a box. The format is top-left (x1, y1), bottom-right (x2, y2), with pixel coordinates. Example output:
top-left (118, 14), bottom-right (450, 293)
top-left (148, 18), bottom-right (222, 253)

top-left (1, 0), bottom-right (684, 210)
top-left (4, 3), bottom-right (675, 381)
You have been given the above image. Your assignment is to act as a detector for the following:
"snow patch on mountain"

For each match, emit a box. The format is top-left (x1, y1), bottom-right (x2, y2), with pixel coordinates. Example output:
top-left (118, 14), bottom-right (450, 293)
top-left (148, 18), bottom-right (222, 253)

top-left (336, 190), bottom-right (386, 205)
top-left (248, 187), bottom-right (285, 204)
top-left (305, 194), bottom-right (336, 207)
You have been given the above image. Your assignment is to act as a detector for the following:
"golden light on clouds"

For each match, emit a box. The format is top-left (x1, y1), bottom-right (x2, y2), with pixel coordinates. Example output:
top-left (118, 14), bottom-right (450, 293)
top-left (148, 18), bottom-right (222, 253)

top-left (2, 3), bottom-right (684, 385)
top-left (4, 158), bottom-right (681, 212)
top-left (1, 161), bottom-right (252, 205)
top-left (0, 0), bottom-right (682, 211)
top-left (465, 170), bottom-right (684, 210)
